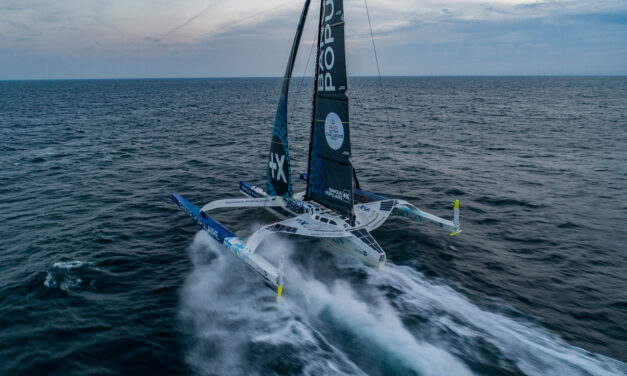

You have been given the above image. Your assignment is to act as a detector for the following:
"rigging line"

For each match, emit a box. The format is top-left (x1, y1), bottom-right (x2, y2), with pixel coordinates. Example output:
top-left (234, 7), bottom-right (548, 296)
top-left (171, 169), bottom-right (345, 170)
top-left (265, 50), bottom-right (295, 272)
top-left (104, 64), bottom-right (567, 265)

top-left (346, 76), bottom-right (363, 127)
top-left (289, 12), bottom-right (318, 120)
top-left (344, 14), bottom-right (362, 183)
top-left (288, 20), bottom-right (319, 165)
top-left (363, 0), bottom-right (404, 197)
top-left (345, 74), bottom-right (363, 182)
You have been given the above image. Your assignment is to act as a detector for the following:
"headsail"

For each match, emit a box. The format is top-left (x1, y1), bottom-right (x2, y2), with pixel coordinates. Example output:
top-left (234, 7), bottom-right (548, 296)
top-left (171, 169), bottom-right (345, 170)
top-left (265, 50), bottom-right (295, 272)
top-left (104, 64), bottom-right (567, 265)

top-left (266, 0), bottom-right (312, 198)
top-left (306, 0), bottom-right (354, 218)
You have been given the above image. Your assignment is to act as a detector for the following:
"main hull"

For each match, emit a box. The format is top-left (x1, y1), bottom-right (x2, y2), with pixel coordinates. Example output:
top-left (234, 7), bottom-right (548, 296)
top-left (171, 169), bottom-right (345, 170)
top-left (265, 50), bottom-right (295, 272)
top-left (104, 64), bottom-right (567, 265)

top-left (172, 183), bottom-right (459, 295)
top-left (239, 181), bottom-right (386, 268)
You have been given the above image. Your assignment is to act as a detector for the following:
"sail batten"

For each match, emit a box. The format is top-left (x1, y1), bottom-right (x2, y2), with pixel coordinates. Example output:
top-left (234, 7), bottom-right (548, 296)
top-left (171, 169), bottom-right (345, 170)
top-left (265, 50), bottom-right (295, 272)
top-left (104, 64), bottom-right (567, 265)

top-left (266, 0), bottom-right (312, 198)
top-left (307, 0), bottom-right (354, 218)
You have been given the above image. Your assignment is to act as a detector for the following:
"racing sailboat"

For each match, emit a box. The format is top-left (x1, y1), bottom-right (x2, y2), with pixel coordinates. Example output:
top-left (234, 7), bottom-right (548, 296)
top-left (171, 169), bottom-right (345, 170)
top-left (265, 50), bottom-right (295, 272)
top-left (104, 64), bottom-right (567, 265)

top-left (171, 0), bottom-right (461, 298)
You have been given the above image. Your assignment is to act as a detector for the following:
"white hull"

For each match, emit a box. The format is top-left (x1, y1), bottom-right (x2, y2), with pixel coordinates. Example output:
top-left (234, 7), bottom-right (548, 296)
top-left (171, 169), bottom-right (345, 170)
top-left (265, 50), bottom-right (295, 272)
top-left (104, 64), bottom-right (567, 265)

top-left (173, 181), bottom-right (459, 298)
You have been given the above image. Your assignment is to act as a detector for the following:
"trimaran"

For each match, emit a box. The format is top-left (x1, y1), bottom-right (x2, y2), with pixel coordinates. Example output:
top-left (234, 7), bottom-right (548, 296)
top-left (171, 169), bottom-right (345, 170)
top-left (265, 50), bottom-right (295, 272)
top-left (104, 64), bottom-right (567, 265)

top-left (171, 0), bottom-right (461, 298)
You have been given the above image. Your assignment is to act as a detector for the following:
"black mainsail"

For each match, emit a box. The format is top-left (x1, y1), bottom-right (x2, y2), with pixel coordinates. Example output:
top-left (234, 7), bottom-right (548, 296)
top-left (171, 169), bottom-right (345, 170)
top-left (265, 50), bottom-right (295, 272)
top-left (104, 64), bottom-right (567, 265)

top-left (266, 0), bottom-right (312, 198)
top-left (306, 0), bottom-right (354, 218)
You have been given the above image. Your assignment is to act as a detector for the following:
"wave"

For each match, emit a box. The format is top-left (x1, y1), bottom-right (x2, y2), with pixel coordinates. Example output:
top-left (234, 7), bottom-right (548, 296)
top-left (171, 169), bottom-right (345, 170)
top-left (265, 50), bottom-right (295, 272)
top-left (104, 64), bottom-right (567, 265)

top-left (179, 232), bottom-right (367, 376)
top-left (52, 260), bottom-right (93, 270)
top-left (285, 269), bottom-right (474, 376)
top-left (44, 272), bottom-right (83, 291)
top-left (365, 264), bottom-right (626, 376)
top-left (180, 231), bottom-right (626, 376)
top-left (44, 260), bottom-right (98, 292)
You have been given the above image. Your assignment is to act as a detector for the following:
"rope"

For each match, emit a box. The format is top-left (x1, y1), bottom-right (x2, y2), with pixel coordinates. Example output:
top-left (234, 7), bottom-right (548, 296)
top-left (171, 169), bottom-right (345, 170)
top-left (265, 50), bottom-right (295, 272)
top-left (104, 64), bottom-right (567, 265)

top-left (289, 18), bottom-right (318, 118)
top-left (288, 6), bottom-right (320, 166)
top-left (364, 0), bottom-right (404, 197)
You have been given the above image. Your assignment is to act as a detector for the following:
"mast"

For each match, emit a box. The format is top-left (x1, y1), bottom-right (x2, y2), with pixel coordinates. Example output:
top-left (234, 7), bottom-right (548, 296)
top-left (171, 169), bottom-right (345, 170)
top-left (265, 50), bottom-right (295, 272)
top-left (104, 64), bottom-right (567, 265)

top-left (305, 0), bottom-right (325, 201)
top-left (266, 0), bottom-right (312, 198)
top-left (306, 0), bottom-right (354, 220)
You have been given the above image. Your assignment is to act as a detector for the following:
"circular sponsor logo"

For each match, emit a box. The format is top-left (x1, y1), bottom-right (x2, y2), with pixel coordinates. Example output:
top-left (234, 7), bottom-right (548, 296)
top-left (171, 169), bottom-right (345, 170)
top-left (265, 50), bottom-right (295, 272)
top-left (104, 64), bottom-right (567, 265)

top-left (324, 112), bottom-right (344, 150)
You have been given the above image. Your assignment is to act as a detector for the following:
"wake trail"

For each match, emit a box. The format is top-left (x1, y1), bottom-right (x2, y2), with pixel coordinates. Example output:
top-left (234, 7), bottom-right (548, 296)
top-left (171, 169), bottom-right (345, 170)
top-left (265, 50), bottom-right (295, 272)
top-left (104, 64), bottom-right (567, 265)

top-left (365, 262), bottom-right (627, 376)
top-left (179, 232), bottom-right (367, 376)
top-left (285, 268), bottom-right (475, 376)
top-left (180, 231), bottom-right (626, 376)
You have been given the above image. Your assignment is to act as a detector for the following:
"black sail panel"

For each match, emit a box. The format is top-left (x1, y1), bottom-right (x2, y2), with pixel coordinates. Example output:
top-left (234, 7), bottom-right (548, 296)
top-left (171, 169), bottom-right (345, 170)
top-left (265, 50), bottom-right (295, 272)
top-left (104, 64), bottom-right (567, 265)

top-left (266, 0), bottom-right (311, 197)
top-left (307, 0), bottom-right (353, 216)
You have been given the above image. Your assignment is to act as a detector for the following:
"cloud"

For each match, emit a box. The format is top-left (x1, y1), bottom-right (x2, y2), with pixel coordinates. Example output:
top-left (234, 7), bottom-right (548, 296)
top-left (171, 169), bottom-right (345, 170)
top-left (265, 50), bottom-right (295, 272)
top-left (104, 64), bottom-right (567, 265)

top-left (0, 0), bottom-right (625, 78)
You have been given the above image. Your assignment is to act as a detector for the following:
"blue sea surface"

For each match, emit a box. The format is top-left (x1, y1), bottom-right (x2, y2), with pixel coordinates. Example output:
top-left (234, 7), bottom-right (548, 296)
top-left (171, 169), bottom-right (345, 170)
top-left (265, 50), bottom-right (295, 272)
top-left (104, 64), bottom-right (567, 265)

top-left (0, 77), bottom-right (626, 375)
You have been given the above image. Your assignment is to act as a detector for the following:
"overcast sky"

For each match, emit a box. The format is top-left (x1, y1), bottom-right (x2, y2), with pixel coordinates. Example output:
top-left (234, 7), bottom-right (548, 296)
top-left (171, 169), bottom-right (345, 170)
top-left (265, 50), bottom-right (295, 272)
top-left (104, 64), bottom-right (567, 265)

top-left (1, 0), bottom-right (626, 79)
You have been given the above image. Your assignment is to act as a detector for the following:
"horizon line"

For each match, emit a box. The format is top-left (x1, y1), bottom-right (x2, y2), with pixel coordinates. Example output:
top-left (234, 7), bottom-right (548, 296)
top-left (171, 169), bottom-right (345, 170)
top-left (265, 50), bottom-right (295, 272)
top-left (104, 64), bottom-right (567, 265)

top-left (2, 74), bottom-right (626, 82)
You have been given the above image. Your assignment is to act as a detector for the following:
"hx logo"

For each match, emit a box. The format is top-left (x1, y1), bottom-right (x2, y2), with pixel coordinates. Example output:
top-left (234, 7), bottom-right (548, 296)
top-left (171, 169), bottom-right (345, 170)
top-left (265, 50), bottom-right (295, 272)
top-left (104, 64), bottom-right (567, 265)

top-left (269, 152), bottom-right (287, 183)
top-left (342, 190), bottom-right (351, 202)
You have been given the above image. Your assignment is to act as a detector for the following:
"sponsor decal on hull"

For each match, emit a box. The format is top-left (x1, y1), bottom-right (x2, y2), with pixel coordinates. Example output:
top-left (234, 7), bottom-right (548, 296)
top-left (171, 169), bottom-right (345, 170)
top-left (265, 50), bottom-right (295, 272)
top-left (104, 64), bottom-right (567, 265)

top-left (325, 187), bottom-right (351, 202)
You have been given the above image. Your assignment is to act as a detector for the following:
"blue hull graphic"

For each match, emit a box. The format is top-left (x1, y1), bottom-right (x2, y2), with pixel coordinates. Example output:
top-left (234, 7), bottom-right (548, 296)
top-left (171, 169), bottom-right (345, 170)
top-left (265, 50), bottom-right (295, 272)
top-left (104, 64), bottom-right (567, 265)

top-left (171, 191), bottom-right (283, 290)
top-left (171, 192), bottom-right (235, 243)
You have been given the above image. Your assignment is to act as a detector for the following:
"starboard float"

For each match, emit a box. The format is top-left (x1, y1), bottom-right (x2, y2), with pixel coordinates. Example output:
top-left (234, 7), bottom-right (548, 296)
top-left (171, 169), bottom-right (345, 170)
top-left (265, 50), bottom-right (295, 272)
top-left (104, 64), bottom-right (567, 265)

top-left (171, 0), bottom-right (461, 298)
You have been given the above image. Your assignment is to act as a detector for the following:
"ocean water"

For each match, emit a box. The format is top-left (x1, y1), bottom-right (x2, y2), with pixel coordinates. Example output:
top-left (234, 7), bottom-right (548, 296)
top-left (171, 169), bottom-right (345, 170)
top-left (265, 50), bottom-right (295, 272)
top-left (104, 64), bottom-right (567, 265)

top-left (0, 77), bottom-right (625, 376)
